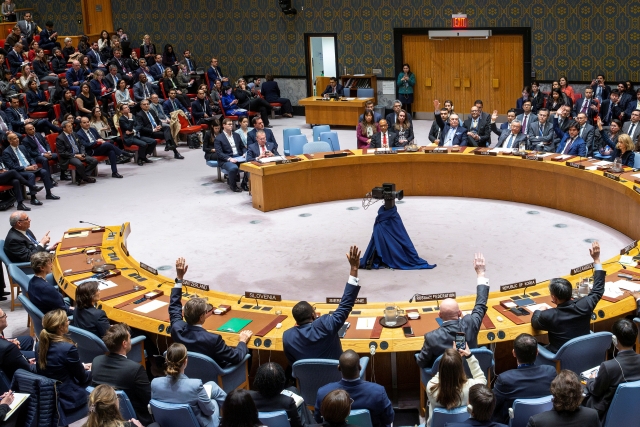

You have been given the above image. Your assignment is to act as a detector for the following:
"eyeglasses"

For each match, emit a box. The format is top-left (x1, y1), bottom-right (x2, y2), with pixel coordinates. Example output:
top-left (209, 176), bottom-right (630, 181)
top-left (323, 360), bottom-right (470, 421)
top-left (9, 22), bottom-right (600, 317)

top-left (0, 313), bottom-right (7, 319)
top-left (18, 217), bottom-right (30, 222)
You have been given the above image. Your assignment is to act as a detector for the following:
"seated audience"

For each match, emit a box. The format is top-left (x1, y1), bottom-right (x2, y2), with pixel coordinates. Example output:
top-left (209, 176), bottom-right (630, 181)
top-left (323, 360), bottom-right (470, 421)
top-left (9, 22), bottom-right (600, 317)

top-left (87, 41), bottom-right (108, 71)
top-left (429, 107), bottom-right (448, 144)
top-left (163, 88), bottom-right (190, 117)
top-left (516, 86), bottom-right (530, 110)
top-left (575, 112), bottom-right (596, 155)
top-left (151, 343), bottom-right (226, 427)
top-left (529, 81), bottom-right (544, 113)
top-left (203, 121), bottom-right (220, 162)
top-left (261, 74), bottom-right (293, 117)
top-left (2, 0), bottom-right (15, 22)
top-left (149, 93), bottom-right (170, 124)
top-left (426, 344), bottom-right (487, 427)
top-left (176, 62), bottom-right (195, 94)
top-left (526, 370), bottom-right (599, 427)
top-left (26, 40), bottom-right (39, 62)
top-left (162, 68), bottom-right (190, 108)
top-left (115, 78), bottom-right (136, 109)
top-left (283, 246), bottom-right (361, 364)
top-left (77, 35), bottom-right (90, 55)
top-left (133, 73), bottom-right (156, 103)
top-left (516, 100), bottom-right (538, 135)
top-left (4, 212), bottom-right (54, 263)
top-left (192, 88), bottom-right (218, 128)
top-left (18, 64), bottom-right (40, 92)
top-left (71, 280), bottom-right (110, 337)
top-left (28, 251), bottom-right (72, 315)
top-left (358, 100), bottom-right (382, 123)
top-left (248, 362), bottom-right (311, 427)
top-left (449, 385), bottom-right (508, 427)
top-left (235, 78), bottom-right (272, 127)
top-left (36, 309), bottom-right (92, 415)
top-left (315, 350), bottom-right (393, 427)
top-left (66, 60), bottom-right (89, 91)
top-left (386, 100), bottom-right (403, 125)
top-left (140, 35), bottom-right (156, 66)
top-left (91, 323), bottom-right (152, 425)
top-left (32, 48), bottom-right (59, 87)
top-left (433, 100), bottom-right (468, 146)
top-left (357, 110), bottom-right (379, 148)
top-left (321, 77), bottom-right (344, 97)
top-left (600, 90), bottom-right (626, 126)
top-left (39, 21), bottom-right (60, 51)
top-left (80, 54), bottom-right (96, 78)
top-left (247, 116), bottom-right (277, 147)
top-left (0, 159), bottom-right (39, 212)
top-left (61, 39), bottom-right (76, 61)
top-left (584, 319), bottom-right (640, 420)
top-left (314, 389), bottom-right (352, 427)
top-left (393, 109), bottom-right (414, 146)
top-left (207, 57), bottom-right (228, 88)
top-left (214, 118), bottom-right (248, 192)
top-left (116, 104), bottom-right (156, 166)
top-left (368, 119), bottom-right (397, 148)
top-left (547, 88), bottom-right (565, 114)
top-left (6, 42), bottom-right (23, 76)
top-left (24, 80), bottom-right (55, 121)
top-left (552, 110), bottom-right (587, 157)
top-left (573, 88), bottom-right (599, 125)
top-left (559, 77), bottom-right (575, 101)
top-left (625, 89), bottom-right (640, 118)
top-left (416, 253), bottom-right (489, 368)
top-left (59, 89), bottom-right (81, 122)
top-left (89, 70), bottom-right (113, 111)
top-left (221, 86), bottom-right (247, 117)
top-left (150, 54), bottom-right (167, 80)
top-left (531, 242), bottom-right (603, 352)
top-left (56, 120), bottom-right (99, 184)
top-left (210, 79), bottom-right (223, 107)
top-left (84, 384), bottom-right (145, 427)
top-left (90, 106), bottom-right (114, 138)
top-left (77, 82), bottom-right (99, 118)
top-left (137, 99), bottom-right (183, 159)
top-left (0, 68), bottom-right (21, 99)
top-left (161, 43), bottom-right (178, 69)
top-left (0, 307), bottom-right (36, 379)
top-left (220, 389), bottom-right (262, 427)
top-left (169, 257), bottom-right (252, 366)
top-left (492, 334), bottom-right (556, 424)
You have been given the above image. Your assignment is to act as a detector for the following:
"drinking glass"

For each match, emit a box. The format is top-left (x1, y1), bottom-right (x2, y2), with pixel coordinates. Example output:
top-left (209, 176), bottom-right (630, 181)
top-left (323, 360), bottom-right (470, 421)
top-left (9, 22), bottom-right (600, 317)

top-left (384, 305), bottom-right (397, 326)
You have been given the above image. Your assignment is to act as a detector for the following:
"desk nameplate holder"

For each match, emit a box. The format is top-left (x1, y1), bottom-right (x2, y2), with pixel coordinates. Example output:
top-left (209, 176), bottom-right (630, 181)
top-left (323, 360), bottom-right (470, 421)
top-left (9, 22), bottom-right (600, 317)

top-left (275, 157), bottom-right (302, 165)
top-left (566, 161), bottom-right (585, 169)
top-left (473, 149), bottom-right (497, 156)
top-left (570, 262), bottom-right (594, 275)
top-left (326, 297), bottom-right (368, 304)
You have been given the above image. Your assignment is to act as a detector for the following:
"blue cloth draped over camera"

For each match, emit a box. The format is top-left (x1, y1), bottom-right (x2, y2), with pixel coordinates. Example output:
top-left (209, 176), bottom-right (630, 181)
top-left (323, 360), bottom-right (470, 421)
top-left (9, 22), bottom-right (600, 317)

top-left (359, 205), bottom-right (436, 270)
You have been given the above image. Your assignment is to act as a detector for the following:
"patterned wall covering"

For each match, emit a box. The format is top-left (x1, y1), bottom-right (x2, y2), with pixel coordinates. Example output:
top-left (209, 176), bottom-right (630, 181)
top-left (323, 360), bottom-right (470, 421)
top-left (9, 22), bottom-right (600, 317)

top-left (33, 0), bottom-right (638, 83)
top-left (31, 0), bottom-right (82, 36)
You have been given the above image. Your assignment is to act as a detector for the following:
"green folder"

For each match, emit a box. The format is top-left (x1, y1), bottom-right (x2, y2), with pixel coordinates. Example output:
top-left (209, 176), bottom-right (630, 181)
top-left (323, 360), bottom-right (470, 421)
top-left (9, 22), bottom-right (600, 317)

top-left (217, 318), bottom-right (253, 333)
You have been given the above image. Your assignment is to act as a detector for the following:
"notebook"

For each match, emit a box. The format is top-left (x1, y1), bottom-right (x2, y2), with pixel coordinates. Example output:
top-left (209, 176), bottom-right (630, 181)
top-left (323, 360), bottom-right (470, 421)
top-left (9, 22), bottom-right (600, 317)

top-left (4, 393), bottom-right (29, 421)
top-left (216, 318), bottom-right (252, 333)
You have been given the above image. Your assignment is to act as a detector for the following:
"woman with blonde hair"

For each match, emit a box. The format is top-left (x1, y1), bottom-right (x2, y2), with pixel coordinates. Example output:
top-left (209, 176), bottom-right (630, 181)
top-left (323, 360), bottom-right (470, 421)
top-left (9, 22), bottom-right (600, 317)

top-left (612, 133), bottom-right (636, 167)
top-left (83, 384), bottom-right (144, 427)
top-left (151, 343), bottom-right (226, 427)
top-left (36, 309), bottom-right (92, 415)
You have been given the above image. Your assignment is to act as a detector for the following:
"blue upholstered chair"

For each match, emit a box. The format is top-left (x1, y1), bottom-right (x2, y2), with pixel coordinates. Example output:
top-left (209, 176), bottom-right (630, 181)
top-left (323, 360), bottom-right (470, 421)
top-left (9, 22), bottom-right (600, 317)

top-left (18, 294), bottom-right (44, 338)
top-left (288, 135), bottom-right (308, 156)
top-left (0, 241), bottom-right (31, 311)
top-left (181, 351), bottom-right (250, 393)
top-left (68, 325), bottom-right (146, 367)
top-left (7, 263), bottom-right (30, 295)
top-left (508, 395), bottom-right (553, 427)
top-left (302, 141), bottom-right (331, 154)
top-left (206, 160), bottom-right (224, 182)
top-left (291, 357), bottom-right (369, 409)
top-left (258, 410), bottom-right (291, 427)
top-left (312, 125), bottom-right (330, 142)
top-left (86, 386), bottom-right (137, 420)
top-left (634, 152), bottom-right (640, 168)
top-left (535, 332), bottom-right (612, 374)
top-left (346, 409), bottom-right (373, 427)
top-left (357, 88), bottom-right (374, 98)
top-left (343, 88), bottom-right (350, 97)
top-left (320, 131), bottom-right (340, 151)
top-left (282, 128), bottom-right (302, 156)
top-left (149, 399), bottom-right (201, 427)
top-left (431, 406), bottom-right (469, 427)
top-left (602, 379), bottom-right (640, 427)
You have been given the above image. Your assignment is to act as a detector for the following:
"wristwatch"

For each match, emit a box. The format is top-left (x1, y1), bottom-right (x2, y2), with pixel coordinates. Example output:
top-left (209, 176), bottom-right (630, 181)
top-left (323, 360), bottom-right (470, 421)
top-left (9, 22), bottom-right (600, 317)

top-left (174, 278), bottom-right (182, 283)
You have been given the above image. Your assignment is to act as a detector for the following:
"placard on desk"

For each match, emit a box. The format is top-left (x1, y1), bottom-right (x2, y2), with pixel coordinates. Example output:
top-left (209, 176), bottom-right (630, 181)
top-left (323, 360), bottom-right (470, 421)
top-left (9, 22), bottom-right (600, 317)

top-left (59, 229), bottom-right (105, 250)
top-left (249, 156), bottom-right (301, 167)
top-left (118, 294), bottom-right (173, 322)
top-left (74, 273), bottom-right (147, 301)
top-left (303, 150), bottom-right (354, 159)
top-left (492, 295), bottom-right (555, 325)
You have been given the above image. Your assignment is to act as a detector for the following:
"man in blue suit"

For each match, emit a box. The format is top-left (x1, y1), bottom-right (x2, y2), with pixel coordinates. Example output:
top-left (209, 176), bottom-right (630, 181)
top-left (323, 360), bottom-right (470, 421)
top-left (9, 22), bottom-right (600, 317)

top-left (321, 77), bottom-right (344, 96)
top-left (553, 108), bottom-right (587, 157)
top-left (434, 100), bottom-right (467, 146)
top-left (169, 257), bottom-right (252, 368)
top-left (283, 246), bottom-right (361, 365)
top-left (163, 88), bottom-right (190, 118)
top-left (246, 130), bottom-right (279, 162)
top-left (87, 42), bottom-right (107, 72)
top-left (491, 333), bottom-right (556, 424)
top-left (247, 116), bottom-right (278, 148)
top-left (625, 89), bottom-right (640, 118)
top-left (77, 117), bottom-right (131, 178)
top-left (315, 350), bottom-right (393, 427)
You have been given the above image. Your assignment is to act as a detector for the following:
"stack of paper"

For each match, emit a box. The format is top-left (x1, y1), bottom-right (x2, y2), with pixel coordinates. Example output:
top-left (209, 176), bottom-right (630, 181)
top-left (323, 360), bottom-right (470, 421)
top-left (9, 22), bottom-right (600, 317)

top-left (614, 280), bottom-right (640, 292)
top-left (603, 282), bottom-right (624, 299)
top-left (356, 317), bottom-right (377, 330)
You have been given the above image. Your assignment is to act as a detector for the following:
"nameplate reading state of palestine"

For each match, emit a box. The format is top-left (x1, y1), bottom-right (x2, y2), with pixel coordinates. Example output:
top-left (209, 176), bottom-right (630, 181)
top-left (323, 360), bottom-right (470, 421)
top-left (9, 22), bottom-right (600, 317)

top-left (140, 262), bottom-right (158, 275)
top-left (571, 263), bottom-right (594, 275)
top-left (183, 280), bottom-right (209, 291)
top-left (245, 292), bottom-right (282, 302)
top-left (413, 292), bottom-right (456, 302)
top-left (620, 240), bottom-right (639, 255)
top-left (565, 161), bottom-right (585, 169)
top-left (500, 279), bottom-right (536, 292)
top-left (326, 297), bottom-right (368, 304)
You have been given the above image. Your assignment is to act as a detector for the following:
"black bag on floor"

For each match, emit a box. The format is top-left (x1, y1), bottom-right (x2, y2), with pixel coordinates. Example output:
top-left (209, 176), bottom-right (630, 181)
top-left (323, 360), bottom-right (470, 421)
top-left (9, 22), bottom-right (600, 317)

top-left (187, 134), bottom-right (201, 149)
top-left (0, 191), bottom-right (16, 211)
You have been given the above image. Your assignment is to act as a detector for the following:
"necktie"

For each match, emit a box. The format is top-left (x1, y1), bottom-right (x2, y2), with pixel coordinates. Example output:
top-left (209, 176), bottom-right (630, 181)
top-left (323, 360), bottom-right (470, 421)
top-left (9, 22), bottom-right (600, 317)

top-left (14, 109), bottom-right (24, 121)
top-left (160, 65), bottom-right (164, 73)
top-left (506, 134), bottom-right (514, 148)
top-left (85, 130), bottom-right (94, 143)
top-left (143, 85), bottom-right (149, 98)
top-left (383, 133), bottom-right (387, 148)
top-left (26, 231), bottom-right (38, 245)
top-left (581, 100), bottom-right (589, 113)
top-left (629, 123), bottom-right (636, 137)
top-left (33, 136), bottom-right (45, 153)
top-left (114, 75), bottom-right (118, 85)
top-left (147, 111), bottom-right (157, 127)
top-left (563, 138), bottom-right (573, 154)
top-left (261, 145), bottom-right (266, 155)
top-left (15, 147), bottom-right (29, 167)
top-left (522, 116), bottom-right (527, 133)
top-left (187, 59), bottom-right (192, 72)
top-left (580, 126), bottom-right (584, 138)
top-left (67, 134), bottom-right (78, 154)
top-left (472, 120), bottom-right (477, 129)
top-left (172, 101), bottom-right (177, 111)
top-left (539, 125), bottom-right (544, 137)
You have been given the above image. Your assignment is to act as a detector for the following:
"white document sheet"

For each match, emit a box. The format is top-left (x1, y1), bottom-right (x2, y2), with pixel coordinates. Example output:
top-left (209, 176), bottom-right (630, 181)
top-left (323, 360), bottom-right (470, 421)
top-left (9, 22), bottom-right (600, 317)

top-left (593, 161), bottom-right (612, 166)
top-left (64, 231), bottom-right (89, 238)
top-left (97, 280), bottom-right (118, 290)
top-left (133, 300), bottom-right (168, 314)
top-left (603, 282), bottom-right (624, 299)
top-left (258, 156), bottom-right (284, 163)
top-left (619, 255), bottom-right (636, 266)
top-left (537, 153), bottom-right (554, 157)
top-left (614, 280), bottom-right (640, 292)
top-left (526, 303), bottom-right (553, 312)
top-left (356, 317), bottom-right (377, 330)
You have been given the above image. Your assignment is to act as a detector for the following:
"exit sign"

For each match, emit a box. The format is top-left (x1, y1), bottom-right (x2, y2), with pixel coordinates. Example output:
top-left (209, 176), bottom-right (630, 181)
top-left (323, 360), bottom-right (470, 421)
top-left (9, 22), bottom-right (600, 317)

top-left (452, 14), bottom-right (468, 28)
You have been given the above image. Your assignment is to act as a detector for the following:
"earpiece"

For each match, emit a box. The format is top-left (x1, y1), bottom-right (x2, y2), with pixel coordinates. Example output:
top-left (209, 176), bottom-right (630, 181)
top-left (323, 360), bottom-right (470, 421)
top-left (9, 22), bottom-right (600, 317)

top-left (467, 404), bottom-right (473, 414)
top-left (612, 335), bottom-right (618, 348)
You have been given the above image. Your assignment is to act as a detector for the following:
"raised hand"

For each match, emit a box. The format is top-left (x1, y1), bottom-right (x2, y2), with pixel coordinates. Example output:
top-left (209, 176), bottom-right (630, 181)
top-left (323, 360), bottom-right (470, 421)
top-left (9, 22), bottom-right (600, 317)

top-left (347, 245), bottom-right (361, 276)
top-left (474, 253), bottom-right (486, 277)
top-left (433, 99), bottom-right (440, 110)
top-left (589, 241), bottom-right (600, 263)
top-left (492, 110), bottom-right (499, 122)
top-left (176, 257), bottom-right (188, 280)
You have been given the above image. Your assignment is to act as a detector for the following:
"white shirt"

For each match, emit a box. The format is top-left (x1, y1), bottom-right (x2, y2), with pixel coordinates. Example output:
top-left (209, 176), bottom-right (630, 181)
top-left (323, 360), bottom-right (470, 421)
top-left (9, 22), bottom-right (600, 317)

top-left (443, 128), bottom-right (457, 146)
top-left (225, 131), bottom-right (238, 155)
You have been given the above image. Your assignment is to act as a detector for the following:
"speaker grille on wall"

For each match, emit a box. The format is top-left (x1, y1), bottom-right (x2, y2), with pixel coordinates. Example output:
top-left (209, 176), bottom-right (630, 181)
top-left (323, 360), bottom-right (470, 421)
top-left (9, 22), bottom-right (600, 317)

top-left (278, 0), bottom-right (297, 15)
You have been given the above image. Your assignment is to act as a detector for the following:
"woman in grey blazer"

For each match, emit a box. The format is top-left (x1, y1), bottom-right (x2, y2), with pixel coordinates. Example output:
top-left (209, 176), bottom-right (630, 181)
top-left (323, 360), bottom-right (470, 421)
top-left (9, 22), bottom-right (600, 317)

top-left (151, 344), bottom-right (226, 427)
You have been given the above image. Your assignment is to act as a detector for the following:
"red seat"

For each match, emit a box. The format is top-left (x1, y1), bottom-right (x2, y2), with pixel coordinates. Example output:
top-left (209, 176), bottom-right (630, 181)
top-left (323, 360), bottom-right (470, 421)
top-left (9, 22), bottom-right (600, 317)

top-left (159, 81), bottom-right (166, 99)
top-left (178, 114), bottom-right (202, 139)
top-left (115, 126), bottom-right (140, 161)
top-left (53, 104), bottom-right (61, 121)
top-left (218, 100), bottom-right (238, 121)
top-left (23, 95), bottom-right (48, 119)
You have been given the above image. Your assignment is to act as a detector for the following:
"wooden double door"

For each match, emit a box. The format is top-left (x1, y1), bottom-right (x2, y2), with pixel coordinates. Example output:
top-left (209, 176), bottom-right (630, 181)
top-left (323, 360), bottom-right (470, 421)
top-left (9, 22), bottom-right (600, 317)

top-left (403, 35), bottom-right (523, 115)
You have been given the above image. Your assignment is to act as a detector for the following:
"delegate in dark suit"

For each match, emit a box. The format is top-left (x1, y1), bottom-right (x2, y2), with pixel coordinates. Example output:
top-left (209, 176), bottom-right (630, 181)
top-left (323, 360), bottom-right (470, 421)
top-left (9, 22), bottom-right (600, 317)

top-left (515, 113), bottom-right (538, 135)
top-left (599, 99), bottom-right (624, 126)
top-left (7, 49), bottom-right (22, 75)
top-left (22, 132), bottom-right (58, 174)
top-left (136, 108), bottom-right (175, 146)
top-left (488, 126), bottom-right (527, 149)
top-left (0, 338), bottom-right (36, 380)
top-left (283, 279), bottom-right (360, 365)
top-left (133, 80), bottom-right (157, 102)
top-left (246, 141), bottom-right (279, 162)
top-left (590, 82), bottom-right (610, 102)
top-left (169, 287), bottom-right (248, 368)
top-left (260, 80), bottom-right (293, 115)
top-left (428, 120), bottom-right (443, 144)
top-left (369, 131), bottom-right (398, 148)
top-left (76, 126), bottom-right (124, 175)
top-left (577, 123), bottom-right (596, 156)
top-left (248, 390), bottom-right (303, 427)
top-left (2, 144), bottom-right (55, 192)
top-left (447, 420), bottom-right (508, 427)
top-left (55, 131), bottom-right (98, 180)
top-left (92, 353), bottom-right (152, 425)
top-left (247, 128), bottom-right (277, 148)
top-left (214, 131), bottom-right (247, 189)
top-left (435, 112), bottom-right (468, 146)
top-left (315, 379), bottom-right (394, 427)
top-left (491, 365), bottom-right (557, 424)
top-left (622, 120), bottom-right (640, 142)
top-left (573, 97), bottom-right (599, 124)
top-left (526, 406), bottom-right (600, 427)
top-left (527, 120), bottom-right (555, 152)
top-left (321, 83), bottom-right (344, 96)
top-left (584, 350), bottom-right (640, 420)
top-left (28, 275), bottom-right (72, 316)
top-left (463, 116), bottom-right (491, 147)
top-left (531, 268), bottom-right (605, 353)
top-left (552, 118), bottom-right (587, 157)
top-left (71, 306), bottom-right (110, 338)
top-left (415, 284), bottom-right (489, 368)
top-left (3, 227), bottom-right (47, 263)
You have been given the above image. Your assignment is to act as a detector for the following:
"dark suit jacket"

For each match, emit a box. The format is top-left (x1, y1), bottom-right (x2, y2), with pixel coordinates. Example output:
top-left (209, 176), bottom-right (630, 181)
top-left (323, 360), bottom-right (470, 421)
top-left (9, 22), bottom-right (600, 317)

top-left (283, 281), bottom-right (360, 364)
top-left (5, 107), bottom-right (30, 133)
top-left (76, 127), bottom-right (104, 155)
top-left (39, 29), bottom-right (58, 50)
top-left (25, 89), bottom-right (48, 113)
top-left (531, 269), bottom-right (605, 353)
top-left (3, 227), bottom-right (46, 263)
top-left (7, 49), bottom-right (21, 75)
top-left (213, 132), bottom-right (246, 163)
top-left (530, 92), bottom-right (545, 113)
top-left (526, 407), bottom-right (600, 427)
top-left (246, 141), bottom-right (279, 162)
top-left (415, 285), bottom-right (489, 368)
top-left (448, 420), bottom-right (508, 427)
top-left (321, 84), bottom-right (344, 96)
top-left (2, 144), bottom-right (36, 171)
top-left (191, 98), bottom-right (214, 122)
top-left (315, 379), bottom-right (394, 427)
top-left (71, 306), bottom-right (110, 338)
top-left (247, 128), bottom-right (277, 148)
top-left (28, 275), bottom-right (72, 316)
top-left (149, 63), bottom-right (166, 80)
top-left (65, 67), bottom-right (88, 85)
top-left (515, 113), bottom-right (538, 135)
top-left (169, 287), bottom-right (248, 368)
top-left (435, 112), bottom-right (468, 146)
top-left (392, 125), bottom-right (414, 145)
top-left (118, 115), bottom-right (142, 144)
top-left (591, 83), bottom-right (611, 102)
top-left (625, 99), bottom-right (640, 117)
top-left (428, 121), bottom-right (443, 143)
top-left (369, 131), bottom-right (398, 148)
top-left (247, 390), bottom-right (302, 427)
top-left (491, 365), bottom-right (557, 423)
top-left (599, 100), bottom-right (625, 126)
top-left (92, 353), bottom-right (152, 425)
top-left (622, 120), bottom-right (640, 141)
top-left (578, 123), bottom-right (596, 155)
top-left (489, 129), bottom-right (527, 149)
top-left (463, 116), bottom-right (492, 147)
top-left (108, 57), bottom-right (130, 75)
top-left (56, 131), bottom-right (88, 168)
top-left (527, 120), bottom-right (555, 151)
top-left (86, 49), bottom-right (106, 69)
top-left (103, 72), bottom-right (123, 90)
top-left (133, 81), bottom-right (156, 102)
top-left (0, 338), bottom-right (36, 380)
top-left (573, 98), bottom-right (599, 123)
top-left (584, 350), bottom-right (640, 419)
top-left (162, 98), bottom-right (188, 116)
top-left (22, 132), bottom-right (51, 159)
top-left (136, 109), bottom-right (163, 137)
top-left (260, 80), bottom-right (282, 102)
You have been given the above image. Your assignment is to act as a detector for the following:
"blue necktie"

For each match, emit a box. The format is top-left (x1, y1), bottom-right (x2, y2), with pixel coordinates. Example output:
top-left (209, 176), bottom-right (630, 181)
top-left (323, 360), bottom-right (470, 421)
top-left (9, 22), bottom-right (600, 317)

top-left (147, 111), bottom-right (157, 127)
top-left (506, 135), bottom-right (514, 148)
top-left (15, 148), bottom-right (29, 167)
top-left (68, 134), bottom-right (79, 154)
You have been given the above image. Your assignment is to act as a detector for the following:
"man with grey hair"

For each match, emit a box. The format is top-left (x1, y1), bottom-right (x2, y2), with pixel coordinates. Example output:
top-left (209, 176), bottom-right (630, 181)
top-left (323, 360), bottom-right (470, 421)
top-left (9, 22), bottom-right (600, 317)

top-left (246, 130), bottom-right (279, 163)
top-left (4, 211), bottom-right (57, 263)
top-left (55, 120), bottom-right (98, 184)
top-left (489, 112), bottom-right (527, 149)
top-left (385, 100), bottom-right (403, 126)
top-left (149, 93), bottom-right (170, 123)
top-left (0, 156), bottom-right (41, 212)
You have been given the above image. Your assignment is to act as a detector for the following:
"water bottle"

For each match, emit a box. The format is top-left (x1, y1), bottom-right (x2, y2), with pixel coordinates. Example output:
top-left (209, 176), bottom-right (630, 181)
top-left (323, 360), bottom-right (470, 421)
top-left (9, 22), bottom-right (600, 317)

top-left (519, 141), bottom-right (526, 154)
top-left (613, 157), bottom-right (622, 171)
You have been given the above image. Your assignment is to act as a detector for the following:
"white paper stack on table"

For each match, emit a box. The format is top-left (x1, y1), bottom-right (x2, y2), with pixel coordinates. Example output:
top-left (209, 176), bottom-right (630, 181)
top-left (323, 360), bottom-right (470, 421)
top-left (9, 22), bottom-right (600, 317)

top-left (356, 317), bottom-right (377, 330)
top-left (258, 156), bottom-right (284, 163)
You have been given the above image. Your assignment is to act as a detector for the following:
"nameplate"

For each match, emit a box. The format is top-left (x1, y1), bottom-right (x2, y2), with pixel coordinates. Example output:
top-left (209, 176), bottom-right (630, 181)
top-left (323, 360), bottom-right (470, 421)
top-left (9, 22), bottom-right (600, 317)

top-left (374, 150), bottom-right (397, 155)
top-left (183, 280), bottom-right (209, 291)
top-left (325, 152), bottom-right (348, 159)
top-left (620, 240), bottom-right (639, 255)
top-left (634, 179), bottom-right (640, 185)
top-left (565, 161), bottom-right (585, 169)
top-left (119, 223), bottom-right (125, 236)
top-left (500, 279), bottom-right (536, 292)
top-left (473, 150), bottom-right (497, 156)
top-left (571, 263), bottom-right (594, 275)
top-left (275, 158), bottom-right (302, 165)
top-left (523, 154), bottom-right (544, 161)
top-left (120, 242), bottom-right (128, 256)
top-left (413, 292), bottom-right (456, 302)
top-left (326, 297), bottom-right (368, 304)
top-left (139, 262), bottom-right (158, 275)
top-left (245, 291), bottom-right (282, 302)
top-left (604, 172), bottom-right (620, 181)
top-left (635, 185), bottom-right (640, 195)
top-left (424, 148), bottom-right (449, 154)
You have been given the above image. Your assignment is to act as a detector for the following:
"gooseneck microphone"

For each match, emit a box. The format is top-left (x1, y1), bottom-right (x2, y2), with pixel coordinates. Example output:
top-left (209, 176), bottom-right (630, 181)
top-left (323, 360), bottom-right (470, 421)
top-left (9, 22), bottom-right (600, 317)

top-left (79, 221), bottom-right (116, 236)
top-left (409, 293), bottom-right (420, 303)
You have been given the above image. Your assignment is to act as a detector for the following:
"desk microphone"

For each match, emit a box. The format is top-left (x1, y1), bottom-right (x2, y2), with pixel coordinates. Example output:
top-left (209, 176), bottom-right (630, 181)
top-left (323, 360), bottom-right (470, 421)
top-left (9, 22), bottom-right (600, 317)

top-left (79, 221), bottom-right (116, 236)
top-left (325, 135), bottom-right (347, 159)
top-left (237, 295), bottom-right (244, 304)
top-left (409, 293), bottom-right (420, 303)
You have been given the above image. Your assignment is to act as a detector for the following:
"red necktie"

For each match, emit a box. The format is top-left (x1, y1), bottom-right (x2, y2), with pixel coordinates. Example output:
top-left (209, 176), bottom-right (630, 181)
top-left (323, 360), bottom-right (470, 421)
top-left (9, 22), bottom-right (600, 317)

top-left (261, 145), bottom-right (266, 155)
top-left (383, 133), bottom-right (387, 147)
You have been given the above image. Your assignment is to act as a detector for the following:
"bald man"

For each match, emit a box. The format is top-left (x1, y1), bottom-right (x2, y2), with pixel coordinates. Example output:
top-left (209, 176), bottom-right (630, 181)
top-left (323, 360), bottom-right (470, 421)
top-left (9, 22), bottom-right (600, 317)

top-left (415, 254), bottom-right (490, 368)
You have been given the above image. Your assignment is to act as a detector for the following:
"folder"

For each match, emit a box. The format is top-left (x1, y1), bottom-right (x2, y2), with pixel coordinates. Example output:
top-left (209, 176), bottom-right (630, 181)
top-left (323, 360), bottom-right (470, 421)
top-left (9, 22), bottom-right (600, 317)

top-left (217, 318), bottom-right (252, 333)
